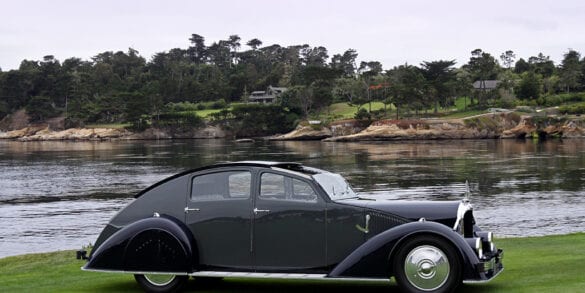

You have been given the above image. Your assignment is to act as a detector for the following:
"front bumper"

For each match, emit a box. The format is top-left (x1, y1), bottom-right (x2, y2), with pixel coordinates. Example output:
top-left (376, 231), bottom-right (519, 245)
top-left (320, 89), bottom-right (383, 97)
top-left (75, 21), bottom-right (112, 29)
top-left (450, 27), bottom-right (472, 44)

top-left (466, 248), bottom-right (504, 283)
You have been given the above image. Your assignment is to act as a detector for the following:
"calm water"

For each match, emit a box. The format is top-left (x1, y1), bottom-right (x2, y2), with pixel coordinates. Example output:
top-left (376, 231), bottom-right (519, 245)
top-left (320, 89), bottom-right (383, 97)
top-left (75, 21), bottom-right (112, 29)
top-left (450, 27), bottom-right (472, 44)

top-left (1, 139), bottom-right (584, 258)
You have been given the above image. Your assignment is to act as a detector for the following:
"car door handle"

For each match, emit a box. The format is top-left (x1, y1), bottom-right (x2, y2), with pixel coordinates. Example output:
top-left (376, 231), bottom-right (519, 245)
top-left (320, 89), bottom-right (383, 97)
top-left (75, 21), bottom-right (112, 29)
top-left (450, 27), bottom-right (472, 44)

top-left (184, 207), bottom-right (200, 213)
top-left (253, 208), bottom-right (270, 214)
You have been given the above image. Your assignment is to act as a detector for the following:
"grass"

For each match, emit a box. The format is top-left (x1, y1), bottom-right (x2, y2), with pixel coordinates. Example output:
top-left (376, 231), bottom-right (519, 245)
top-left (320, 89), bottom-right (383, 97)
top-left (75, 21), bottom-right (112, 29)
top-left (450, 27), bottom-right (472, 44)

top-left (323, 102), bottom-right (389, 120)
top-left (194, 108), bottom-right (224, 117)
top-left (1, 233), bottom-right (584, 292)
top-left (443, 110), bottom-right (487, 119)
top-left (84, 123), bottom-right (131, 129)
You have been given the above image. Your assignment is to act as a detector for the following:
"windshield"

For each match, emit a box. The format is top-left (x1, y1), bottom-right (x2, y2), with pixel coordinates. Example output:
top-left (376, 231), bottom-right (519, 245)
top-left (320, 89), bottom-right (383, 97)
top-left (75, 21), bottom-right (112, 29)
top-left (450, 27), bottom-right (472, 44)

top-left (313, 173), bottom-right (357, 200)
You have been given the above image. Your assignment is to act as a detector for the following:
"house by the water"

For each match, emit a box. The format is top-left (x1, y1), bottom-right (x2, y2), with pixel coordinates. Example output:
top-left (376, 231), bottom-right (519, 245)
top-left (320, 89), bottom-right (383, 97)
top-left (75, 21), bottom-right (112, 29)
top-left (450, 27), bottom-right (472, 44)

top-left (247, 86), bottom-right (287, 104)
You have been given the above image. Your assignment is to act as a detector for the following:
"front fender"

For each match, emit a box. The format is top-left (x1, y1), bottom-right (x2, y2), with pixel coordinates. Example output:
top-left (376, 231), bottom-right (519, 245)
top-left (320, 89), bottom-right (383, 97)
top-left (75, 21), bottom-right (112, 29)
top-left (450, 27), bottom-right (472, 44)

top-left (328, 221), bottom-right (480, 279)
top-left (83, 215), bottom-right (196, 273)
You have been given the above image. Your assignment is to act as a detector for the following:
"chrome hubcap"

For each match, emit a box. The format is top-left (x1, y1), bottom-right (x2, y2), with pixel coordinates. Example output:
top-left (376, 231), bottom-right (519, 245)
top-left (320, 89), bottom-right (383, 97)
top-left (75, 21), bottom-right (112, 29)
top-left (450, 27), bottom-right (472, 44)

top-left (404, 245), bottom-right (450, 291)
top-left (144, 274), bottom-right (176, 286)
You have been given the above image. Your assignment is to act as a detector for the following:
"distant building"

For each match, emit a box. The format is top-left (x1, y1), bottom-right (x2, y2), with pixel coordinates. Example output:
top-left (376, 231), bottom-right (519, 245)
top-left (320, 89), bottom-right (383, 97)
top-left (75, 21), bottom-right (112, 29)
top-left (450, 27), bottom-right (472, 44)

top-left (247, 86), bottom-right (287, 104)
top-left (473, 80), bottom-right (500, 91)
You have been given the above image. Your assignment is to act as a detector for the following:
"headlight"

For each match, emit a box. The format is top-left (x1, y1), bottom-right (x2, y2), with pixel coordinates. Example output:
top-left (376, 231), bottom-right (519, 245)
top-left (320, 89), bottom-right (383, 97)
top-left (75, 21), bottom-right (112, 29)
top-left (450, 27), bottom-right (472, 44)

top-left (478, 231), bottom-right (493, 242)
top-left (477, 232), bottom-right (495, 253)
top-left (465, 238), bottom-right (484, 259)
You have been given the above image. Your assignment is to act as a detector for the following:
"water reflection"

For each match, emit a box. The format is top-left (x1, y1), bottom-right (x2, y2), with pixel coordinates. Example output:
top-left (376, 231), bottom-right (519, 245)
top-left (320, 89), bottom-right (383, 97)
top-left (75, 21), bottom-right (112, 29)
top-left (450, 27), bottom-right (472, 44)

top-left (1, 139), bottom-right (584, 258)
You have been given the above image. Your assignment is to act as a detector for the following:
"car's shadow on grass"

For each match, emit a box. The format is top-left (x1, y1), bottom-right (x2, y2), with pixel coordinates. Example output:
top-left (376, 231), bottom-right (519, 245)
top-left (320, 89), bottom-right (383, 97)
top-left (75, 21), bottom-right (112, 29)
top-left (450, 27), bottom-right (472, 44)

top-left (182, 278), bottom-right (502, 293)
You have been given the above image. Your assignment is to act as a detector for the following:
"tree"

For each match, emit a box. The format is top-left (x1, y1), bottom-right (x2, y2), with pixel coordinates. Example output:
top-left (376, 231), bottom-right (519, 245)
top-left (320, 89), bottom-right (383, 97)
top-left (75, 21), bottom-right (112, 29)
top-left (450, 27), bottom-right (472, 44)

top-left (500, 50), bottom-right (516, 69)
top-left (528, 53), bottom-right (555, 77)
top-left (280, 85), bottom-right (312, 118)
top-left (123, 92), bottom-right (149, 129)
top-left (466, 49), bottom-right (500, 80)
top-left (330, 49), bottom-right (358, 77)
top-left (420, 60), bottom-right (456, 113)
top-left (358, 61), bottom-right (383, 77)
top-left (227, 34), bottom-right (241, 65)
top-left (387, 64), bottom-right (426, 118)
top-left (559, 49), bottom-right (582, 92)
top-left (514, 58), bottom-right (530, 74)
top-left (465, 49), bottom-right (500, 106)
top-left (26, 95), bottom-right (57, 122)
top-left (207, 41), bottom-right (231, 70)
top-left (452, 68), bottom-right (473, 108)
top-left (333, 77), bottom-right (367, 110)
top-left (516, 71), bottom-right (542, 100)
top-left (246, 38), bottom-right (263, 50)
top-left (188, 34), bottom-right (206, 63)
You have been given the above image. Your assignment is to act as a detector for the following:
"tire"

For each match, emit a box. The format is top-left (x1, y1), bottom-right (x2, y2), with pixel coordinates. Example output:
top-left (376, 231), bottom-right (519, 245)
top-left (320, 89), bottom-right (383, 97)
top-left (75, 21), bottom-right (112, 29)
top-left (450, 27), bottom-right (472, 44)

top-left (393, 235), bottom-right (461, 293)
top-left (134, 274), bottom-right (188, 293)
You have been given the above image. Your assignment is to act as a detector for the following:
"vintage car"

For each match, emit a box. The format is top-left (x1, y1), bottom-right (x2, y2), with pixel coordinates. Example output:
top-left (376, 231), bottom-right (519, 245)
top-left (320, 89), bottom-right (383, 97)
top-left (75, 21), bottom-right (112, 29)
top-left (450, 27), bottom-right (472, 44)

top-left (81, 161), bottom-right (503, 293)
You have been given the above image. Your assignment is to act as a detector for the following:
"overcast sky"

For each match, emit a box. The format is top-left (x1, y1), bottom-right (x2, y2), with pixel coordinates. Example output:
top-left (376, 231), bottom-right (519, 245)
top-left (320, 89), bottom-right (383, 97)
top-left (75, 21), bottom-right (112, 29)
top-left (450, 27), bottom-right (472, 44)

top-left (1, 0), bottom-right (584, 71)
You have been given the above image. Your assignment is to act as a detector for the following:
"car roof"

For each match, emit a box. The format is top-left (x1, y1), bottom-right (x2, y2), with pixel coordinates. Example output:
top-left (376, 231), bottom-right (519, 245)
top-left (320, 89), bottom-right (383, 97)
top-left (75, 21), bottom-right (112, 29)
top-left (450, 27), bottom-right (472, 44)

top-left (135, 161), bottom-right (325, 198)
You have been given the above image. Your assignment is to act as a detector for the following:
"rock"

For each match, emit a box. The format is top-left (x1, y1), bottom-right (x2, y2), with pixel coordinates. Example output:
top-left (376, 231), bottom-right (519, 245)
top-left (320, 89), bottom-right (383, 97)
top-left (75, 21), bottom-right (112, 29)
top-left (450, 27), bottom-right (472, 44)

top-left (18, 128), bottom-right (131, 141)
top-left (270, 125), bottom-right (332, 141)
top-left (561, 120), bottom-right (585, 138)
top-left (0, 125), bottom-right (47, 139)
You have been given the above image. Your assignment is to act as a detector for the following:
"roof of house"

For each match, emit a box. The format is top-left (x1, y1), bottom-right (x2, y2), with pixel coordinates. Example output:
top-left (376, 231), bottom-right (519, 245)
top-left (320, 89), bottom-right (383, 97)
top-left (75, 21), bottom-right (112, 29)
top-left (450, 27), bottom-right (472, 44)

top-left (473, 80), bottom-right (500, 90)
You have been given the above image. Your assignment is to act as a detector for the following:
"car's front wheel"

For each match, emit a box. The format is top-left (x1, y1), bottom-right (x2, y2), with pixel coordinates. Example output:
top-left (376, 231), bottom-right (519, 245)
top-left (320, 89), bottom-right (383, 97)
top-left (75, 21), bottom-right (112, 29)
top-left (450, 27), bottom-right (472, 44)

top-left (134, 274), bottom-right (188, 293)
top-left (393, 235), bottom-right (461, 293)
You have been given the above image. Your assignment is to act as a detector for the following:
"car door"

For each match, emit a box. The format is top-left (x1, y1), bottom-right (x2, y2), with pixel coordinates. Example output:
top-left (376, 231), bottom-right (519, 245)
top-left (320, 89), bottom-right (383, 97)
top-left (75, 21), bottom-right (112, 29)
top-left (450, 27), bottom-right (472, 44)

top-left (252, 171), bottom-right (327, 271)
top-left (185, 169), bottom-right (253, 269)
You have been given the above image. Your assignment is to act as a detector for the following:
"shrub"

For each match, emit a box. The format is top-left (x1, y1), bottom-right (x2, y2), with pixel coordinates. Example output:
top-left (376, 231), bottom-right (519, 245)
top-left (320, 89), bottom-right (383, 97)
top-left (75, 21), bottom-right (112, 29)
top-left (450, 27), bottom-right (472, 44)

top-left (354, 108), bottom-right (371, 121)
top-left (153, 111), bottom-right (203, 128)
top-left (230, 104), bottom-right (299, 137)
top-left (559, 102), bottom-right (585, 115)
top-left (211, 99), bottom-right (227, 109)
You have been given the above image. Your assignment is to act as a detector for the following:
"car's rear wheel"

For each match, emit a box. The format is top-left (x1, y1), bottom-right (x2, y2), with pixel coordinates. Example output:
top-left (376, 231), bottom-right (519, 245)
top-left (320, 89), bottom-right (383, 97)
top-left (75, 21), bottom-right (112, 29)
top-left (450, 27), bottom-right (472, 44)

top-left (393, 235), bottom-right (461, 293)
top-left (134, 274), bottom-right (188, 293)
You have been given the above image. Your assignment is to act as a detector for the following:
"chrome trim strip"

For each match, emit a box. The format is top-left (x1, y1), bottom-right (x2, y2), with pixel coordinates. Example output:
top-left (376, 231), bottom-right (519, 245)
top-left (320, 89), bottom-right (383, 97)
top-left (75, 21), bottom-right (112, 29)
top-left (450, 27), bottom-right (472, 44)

top-left (81, 267), bottom-right (189, 275)
top-left (82, 267), bottom-right (390, 283)
top-left (190, 271), bottom-right (390, 282)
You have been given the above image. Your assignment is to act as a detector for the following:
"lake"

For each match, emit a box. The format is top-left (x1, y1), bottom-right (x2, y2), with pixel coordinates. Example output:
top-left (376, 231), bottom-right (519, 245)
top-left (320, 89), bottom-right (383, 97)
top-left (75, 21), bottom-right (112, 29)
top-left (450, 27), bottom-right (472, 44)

top-left (1, 139), bottom-right (584, 258)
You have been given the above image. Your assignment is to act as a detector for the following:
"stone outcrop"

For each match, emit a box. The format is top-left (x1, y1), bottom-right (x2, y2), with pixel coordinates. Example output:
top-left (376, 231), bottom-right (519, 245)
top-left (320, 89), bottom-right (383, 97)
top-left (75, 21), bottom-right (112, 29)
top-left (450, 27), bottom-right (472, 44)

top-left (325, 119), bottom-right (474, 141)
top-left (270, 120), bottom-right (366, 141)
top-left (270, 125), bottom-right (332, 141)
top-left (14, 127), bottom-right (130, 141)
top-left (562, 120), bottom-right (585, 138)
top-left (501, 116), bottom-right (585, 139)
top-left (0, 124), bottom-right (229, 141)
top-left (2, 112), bottom-right (585, 141)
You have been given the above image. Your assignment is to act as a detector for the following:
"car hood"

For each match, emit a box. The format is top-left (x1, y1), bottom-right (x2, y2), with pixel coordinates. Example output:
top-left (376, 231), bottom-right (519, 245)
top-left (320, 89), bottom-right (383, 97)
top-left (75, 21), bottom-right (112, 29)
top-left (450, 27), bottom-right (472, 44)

top-left (339, 198), bottom-right (461, 227)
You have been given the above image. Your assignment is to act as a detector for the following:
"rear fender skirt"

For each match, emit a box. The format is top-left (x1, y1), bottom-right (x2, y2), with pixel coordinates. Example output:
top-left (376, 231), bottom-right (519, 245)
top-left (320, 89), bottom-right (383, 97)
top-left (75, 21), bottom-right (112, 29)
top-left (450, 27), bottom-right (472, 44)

top-left (328, 221), bottom-right (481, 279)
top-left (83, 216), bottom-right (196, 273)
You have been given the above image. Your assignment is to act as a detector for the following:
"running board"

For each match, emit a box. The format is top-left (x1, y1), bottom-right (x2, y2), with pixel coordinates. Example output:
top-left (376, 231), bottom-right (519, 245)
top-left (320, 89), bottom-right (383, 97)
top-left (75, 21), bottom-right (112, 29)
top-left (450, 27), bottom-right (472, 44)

top-left (190, 271), bottom-right (389, 283)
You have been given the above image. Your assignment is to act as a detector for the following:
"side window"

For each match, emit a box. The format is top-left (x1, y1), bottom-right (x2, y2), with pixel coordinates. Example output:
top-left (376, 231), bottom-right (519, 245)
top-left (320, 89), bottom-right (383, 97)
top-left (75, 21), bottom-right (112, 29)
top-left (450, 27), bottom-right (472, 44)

top-left (260, 173), bottom-right (317, 203)
top-left (191, 171), bottom-right (251, 201)
top-left (260, 173), bottom-right (285, 199)
top-left (291, 178), bottom-right (317, 202)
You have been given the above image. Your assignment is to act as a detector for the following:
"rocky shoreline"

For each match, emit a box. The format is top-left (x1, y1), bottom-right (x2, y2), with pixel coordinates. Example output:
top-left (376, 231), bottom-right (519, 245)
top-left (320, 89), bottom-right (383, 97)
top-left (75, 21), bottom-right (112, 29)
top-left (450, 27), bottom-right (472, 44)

top-left (1, 113), bottom-right (585, 142)
top-left (0, 124), bottom-right (228, 141)
top-left (275, 113), bottom-right (585, 141)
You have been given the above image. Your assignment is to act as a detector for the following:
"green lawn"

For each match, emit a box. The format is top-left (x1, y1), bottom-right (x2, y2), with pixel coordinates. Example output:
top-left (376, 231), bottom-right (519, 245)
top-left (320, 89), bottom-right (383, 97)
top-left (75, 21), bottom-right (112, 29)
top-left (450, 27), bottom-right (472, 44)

top-left (84, 123), bottom-right (131, 129)
top-left (1, 233), bottom-right (584, 292)
top-left (322, 102), bottom-right (389, 120)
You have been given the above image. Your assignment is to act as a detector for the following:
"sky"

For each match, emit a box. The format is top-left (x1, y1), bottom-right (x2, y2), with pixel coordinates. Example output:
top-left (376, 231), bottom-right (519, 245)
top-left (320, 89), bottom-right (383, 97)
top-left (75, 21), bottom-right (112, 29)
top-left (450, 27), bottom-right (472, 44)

top-left (1, 0), bottom-right (584, 71)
